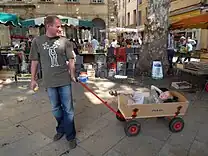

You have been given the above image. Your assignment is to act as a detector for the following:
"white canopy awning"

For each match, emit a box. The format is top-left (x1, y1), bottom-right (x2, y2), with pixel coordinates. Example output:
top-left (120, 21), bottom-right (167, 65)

top-left (100, 27), bottom-right (138, 33)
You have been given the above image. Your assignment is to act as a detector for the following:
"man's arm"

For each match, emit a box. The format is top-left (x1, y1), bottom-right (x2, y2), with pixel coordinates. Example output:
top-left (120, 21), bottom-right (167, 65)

top-left (68, 59), bottom-right (76, 80)
top-left (65, 40), bottom-right (76, 81)
top-left (29, 38), bottom-right (39, 89)
top-left (31, 61), bottom-right (38, 81)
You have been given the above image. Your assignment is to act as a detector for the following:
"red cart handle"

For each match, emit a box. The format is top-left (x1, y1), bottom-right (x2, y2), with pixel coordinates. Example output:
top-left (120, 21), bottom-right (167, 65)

top-left (79, 81), bottom-right (124, 118)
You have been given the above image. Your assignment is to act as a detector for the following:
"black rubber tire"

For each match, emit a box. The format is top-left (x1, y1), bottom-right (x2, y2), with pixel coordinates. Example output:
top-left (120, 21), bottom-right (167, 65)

top-left (169, 117), bottom-right (184, 133)
top-left (157, 117), bottom-right (165, 119)
top-left (124, 120), bottom-right (141, 137)
top-left (116, 110), bottom-right (126, 122)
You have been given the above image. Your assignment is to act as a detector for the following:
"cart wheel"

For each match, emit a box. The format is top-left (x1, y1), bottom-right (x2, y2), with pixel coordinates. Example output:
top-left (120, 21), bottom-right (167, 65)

top-left (169, 117), bottom-right (184, 133)
top-left (124, 120), bottom-right (141, 137)
top-left (205, 83), bottom-right (208, 92)
top-left (116, 110), bottom-right (126, 122)
top-left (157, 117), bottom-right (164, 119)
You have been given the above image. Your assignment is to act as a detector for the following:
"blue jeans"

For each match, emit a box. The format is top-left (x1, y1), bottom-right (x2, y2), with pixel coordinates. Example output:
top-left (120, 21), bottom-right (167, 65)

top-left (47, 84), bottom-right (76, 141)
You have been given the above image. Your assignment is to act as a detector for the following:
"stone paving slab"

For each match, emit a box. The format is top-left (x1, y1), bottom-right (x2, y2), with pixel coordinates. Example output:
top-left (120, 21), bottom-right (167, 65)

top-left (64, 146), bottom-right (93, 156)
top-left (75, 111), bottom-right (102, 134)
top-left (0, 132), bottom-right (52, 156)
top-left (21, 112), bottom-right (55, 133)
top-left (103, 149), bottom-right (126, 156)
top-left (195, 123), bottom-right (208, 144)
top-left (158, 143), bottom-right (188, 156)
top-left (188, 140), bottom-right (208, 156)
top-left (166, 130), bottom-right (196, 150)
top-left (183, 106), bottom-right (208, 124)
top-left (76, 117), bottom-right (110, 142)
top-left (9, 104), bottom-right (51, 124)
top-left (192, 100), bottom-right (208, 108)
top-left (0, 119), bottom-right (13, 129)
top-left (0, 107), bottom-right (22, 121)
top-left (0, 124), bottom-right (32, 147)
top-left (30, 138), bottom-right (69, 156)
top-left (105, 134), bottom-right (165, 156)
top-left (0, 79), bottom-right (208, 156)
top-left (79, 104), bottom-right (111, 119)
top-left (38, 122), bottom-right (57, 140)
top-left (79, 121), bottom-right (125, 156)
top-left (140, 118), bottom-right (172, 142)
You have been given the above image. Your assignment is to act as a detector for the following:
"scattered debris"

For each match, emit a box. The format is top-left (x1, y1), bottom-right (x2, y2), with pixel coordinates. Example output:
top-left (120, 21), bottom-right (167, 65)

top-left (3, 79), bottom-right (14, 85)
top-left (15, 124), bottom-right (21, 128)
top-left (171, 81), bottom-right (192, 89)
top-left (1, 142), bottom-right (10, 147)
top-left (18, 85), bottom-right (28, 90)
top-left (0, 84), bottom-right (3, 90)
top-left (17, 96), bottom-right (27, 102)
top-left (26, 90), bottom-right (36, 95)
top-left (59, 150), bottom-right (70, 156)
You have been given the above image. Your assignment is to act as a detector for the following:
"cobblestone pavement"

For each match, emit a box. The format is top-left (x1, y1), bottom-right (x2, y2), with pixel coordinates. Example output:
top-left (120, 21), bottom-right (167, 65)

top-left (0, 77), bottom-right (208, 156)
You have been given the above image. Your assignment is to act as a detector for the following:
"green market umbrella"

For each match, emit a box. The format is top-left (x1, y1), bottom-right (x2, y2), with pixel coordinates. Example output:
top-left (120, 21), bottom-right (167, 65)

top-left (21, 15), bottom-right (79, 27)
top-left (0, 12), bottom-right (21, 26)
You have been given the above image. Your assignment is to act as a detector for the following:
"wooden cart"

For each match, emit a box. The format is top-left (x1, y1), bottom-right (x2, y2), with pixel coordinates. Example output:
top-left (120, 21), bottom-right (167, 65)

top-left (79, 81), bottom-right (189, 137)
top-left (116, 91), bottom-right (189, 136)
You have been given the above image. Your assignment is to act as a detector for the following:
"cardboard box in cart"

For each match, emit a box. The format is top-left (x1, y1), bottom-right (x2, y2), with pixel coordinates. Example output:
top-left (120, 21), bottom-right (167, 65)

top-left (118, 91), bottom-right (189, 119)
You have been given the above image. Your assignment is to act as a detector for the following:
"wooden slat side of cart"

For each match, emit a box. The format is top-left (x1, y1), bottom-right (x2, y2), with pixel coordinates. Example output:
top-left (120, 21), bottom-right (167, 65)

top-left (118, 91), bottom-right (189, 119)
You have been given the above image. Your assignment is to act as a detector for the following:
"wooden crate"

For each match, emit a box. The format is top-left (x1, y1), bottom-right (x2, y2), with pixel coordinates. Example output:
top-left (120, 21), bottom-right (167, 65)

top-left (0, 70), bottom-right (15, 80)
top-left (200, 53), bottom-right (208, 59)
top-left (200, 58), bottom-right (208, 63)
top-left (87, 69), bottom-right (95, 78)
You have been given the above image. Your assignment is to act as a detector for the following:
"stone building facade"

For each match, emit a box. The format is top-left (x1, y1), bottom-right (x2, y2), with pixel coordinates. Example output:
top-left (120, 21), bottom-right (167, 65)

top-left (0, 0), bottom-right (118, 40)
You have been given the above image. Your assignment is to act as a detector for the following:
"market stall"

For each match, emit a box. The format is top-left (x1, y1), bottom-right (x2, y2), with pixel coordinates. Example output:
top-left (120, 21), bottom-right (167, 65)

top-left (0, 12), bottom-right (22, 47)
top-left (0, 12), bottom-right (21, 26)
top-left (0, 12), bottom-right (24, 81)
top-left (100, 27), bottom-right (141, 48)
top-left (21, 15), bottom-right (79, 37)
top-left (99, 27), bottom-right (141, 55)
top-left (21, 16), bottom-right (93, 39)
top-left (170, 13), bottom-right (208, 92)
top-left (21, 16), bottom-right (94, 54)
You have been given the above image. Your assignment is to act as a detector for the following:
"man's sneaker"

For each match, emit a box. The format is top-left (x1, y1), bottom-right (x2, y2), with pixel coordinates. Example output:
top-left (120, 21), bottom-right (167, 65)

top-left (69, 139), bottom-right (77, 149)
top-left (53, 133), bottom-right (64, 141)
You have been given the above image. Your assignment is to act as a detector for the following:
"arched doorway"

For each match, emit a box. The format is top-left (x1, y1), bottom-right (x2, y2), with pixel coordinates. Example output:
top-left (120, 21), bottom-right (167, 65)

top-left (92, 18), bottom-right (106, 42)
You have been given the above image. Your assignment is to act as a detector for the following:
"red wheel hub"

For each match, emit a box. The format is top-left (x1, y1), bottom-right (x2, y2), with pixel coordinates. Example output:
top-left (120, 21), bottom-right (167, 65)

top-left (129, 125), bottom-right (138, 134)
top-left (174, 122), bottom-right (183, 131)
top-left (205, 84), bottom-right (208, 92)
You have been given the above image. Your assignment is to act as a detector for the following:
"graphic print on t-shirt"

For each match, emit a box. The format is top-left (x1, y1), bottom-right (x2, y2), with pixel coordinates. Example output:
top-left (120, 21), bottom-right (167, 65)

top-left (42, 40), bottom-right (60, 67)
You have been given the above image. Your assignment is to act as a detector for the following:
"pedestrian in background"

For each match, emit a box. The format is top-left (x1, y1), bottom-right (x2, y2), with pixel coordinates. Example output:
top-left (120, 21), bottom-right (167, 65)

top-left (167, 33), bottom-right (175, 75)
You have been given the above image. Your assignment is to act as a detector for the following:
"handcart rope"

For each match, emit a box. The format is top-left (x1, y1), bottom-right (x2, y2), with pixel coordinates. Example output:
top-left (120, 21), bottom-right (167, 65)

top-left (79, 81), bottom-right (124, 118)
